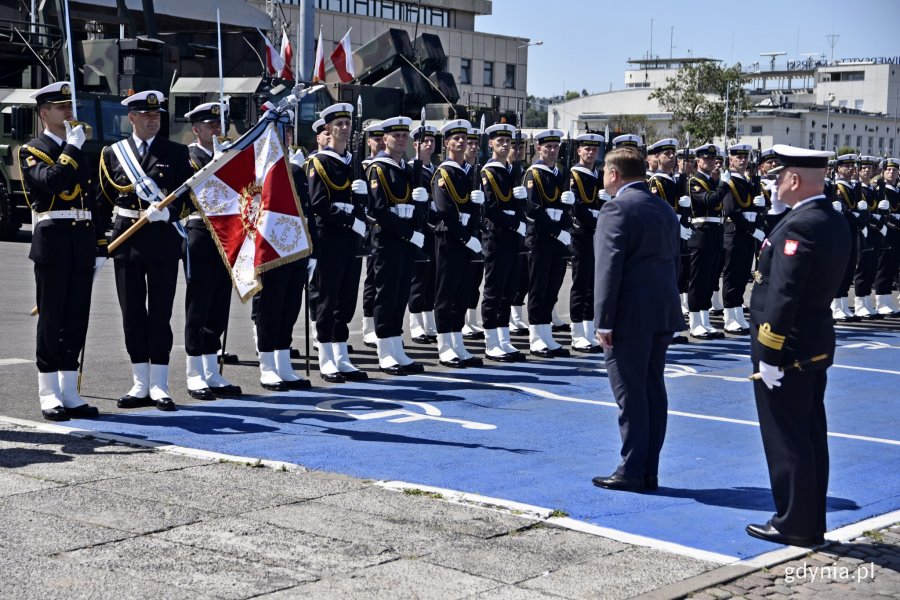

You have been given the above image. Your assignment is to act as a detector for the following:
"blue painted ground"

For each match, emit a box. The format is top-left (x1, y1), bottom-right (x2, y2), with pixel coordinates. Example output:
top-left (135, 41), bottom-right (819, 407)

top-left (70, 326), bottom-right (900, 561)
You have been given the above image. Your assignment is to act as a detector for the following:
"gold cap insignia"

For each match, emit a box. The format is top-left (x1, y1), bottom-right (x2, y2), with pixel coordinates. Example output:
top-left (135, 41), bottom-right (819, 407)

top-left (211, 105), bottom-right (220, 115)
top-left (147, 94), bottom-right (159, 106)
top-left (61, 84), bottom-right (71, 97)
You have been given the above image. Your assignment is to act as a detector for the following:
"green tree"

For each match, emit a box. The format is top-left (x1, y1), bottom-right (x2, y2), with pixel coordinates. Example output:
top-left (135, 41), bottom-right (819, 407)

top-left (564, 90), bottom-right (580, 101)
top-left (525, 94), bottom-right (548, 128)
top-left (649, 61), bottom-right (751, 144)
top-left (606, 115), bottom-right (659, 142)
top-left (836, 145), bottom-right (856, 156)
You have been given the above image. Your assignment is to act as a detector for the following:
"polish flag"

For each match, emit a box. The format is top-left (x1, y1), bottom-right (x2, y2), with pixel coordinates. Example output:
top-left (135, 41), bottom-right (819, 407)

top-left (312, 28), bottom-right (325, 82)
top-left (279, 29), bottom-right (294, 80)
top-left (260, 30), bottom-right (285, 77)
top-left (330, 28), bottom-right (355, 83)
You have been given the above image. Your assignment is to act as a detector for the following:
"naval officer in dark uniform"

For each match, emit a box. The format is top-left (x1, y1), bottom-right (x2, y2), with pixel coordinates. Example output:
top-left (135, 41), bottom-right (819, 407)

top-left (98, 90), bottom-right (193, 411)
top-left (20, 82), bottom-right (102, 421)
top-left (746, 145), bottom-right (850, 547)
top-left (408, 124), bottom-right (439, 344)
top-left (182, 102), bottom-right (242, 400)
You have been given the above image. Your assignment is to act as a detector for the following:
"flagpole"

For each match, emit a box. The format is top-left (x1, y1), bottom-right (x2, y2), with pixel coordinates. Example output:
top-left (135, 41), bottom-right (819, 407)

top-left (62, 0), bottom-right (77, 120)
top-left (217, 9), bottom-right (226, 136)
top-left (294, 22), bottom-right (300, 145)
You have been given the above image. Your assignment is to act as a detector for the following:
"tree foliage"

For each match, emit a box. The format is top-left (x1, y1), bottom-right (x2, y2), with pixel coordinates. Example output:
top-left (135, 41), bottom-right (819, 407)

top-left (649, 61), bottom-right (751, 144)
top-left (605, 114), bottom-right (659, 142)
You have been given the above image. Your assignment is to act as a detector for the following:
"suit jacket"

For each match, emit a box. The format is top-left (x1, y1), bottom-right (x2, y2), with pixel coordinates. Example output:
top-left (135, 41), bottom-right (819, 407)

top-left (749, 196), bottom-right (850, 368)
top-left (593, 182), bottom-right (684, 335)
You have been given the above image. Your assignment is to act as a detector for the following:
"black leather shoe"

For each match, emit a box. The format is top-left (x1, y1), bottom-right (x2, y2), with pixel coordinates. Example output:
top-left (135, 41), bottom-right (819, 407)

top-left (261, 380), bottom-right (289, 391)
top-left (509, 327), bottom-right (529, 336)
top-left (284, 379), bottom-right (312, 390)
top-left (462, 330), bottom-right (484, 340)
top-left (117, 395), bottom-right (154, 409)
top-left (439, 357), bottom-right (466, 368)
top-left (745, 522), bottom-right (825, 547)
top-left (670, 335), bottom-right (690, 345)
top-left (321, 372), bottom-right (346, 384)
top-left (530, 348), bottom-right (554, 358)
top-left (550, 347), bottom-right (571, 358)
top-left (644, 475), bottom-right (659, 491)
top-left (572, 344), bottom-right (602, 354)
top-left (462, 356), bottom-right (483, 367)
top-left (187, 388), bottom-right (216, 400)
top-left (65, 404), bottom-right (99, 419)
top-left (41, 406), bottom-right (69, 422)
top-left (289, 348), bottom-right (302, 359)
top-left (362, 340), bottom-right (377, 349)
top-left (340, 369), bottom-right (369, 381)
top-left (426, 335), bottom-right (438, 343)
top-left (709, 331), bottom-right (725, 339)
top-left (401, 362), bottom-right (425, 374)
top-left (210, 384), bottom-right (243, 397)
top-left (510, 351), bottom-right (527, 362)
top-left (155, 397), bottom-right (176, 411)
top-left (411, 334), bottom-right (432, 345)
top-left (591, 473), bottom-right (645, 492)
top-left (486, 352), bottom-right (516, 363)
top-left (725, 328), bottom-right (750, 336)
top-left (379, 364), bottom-right (407, 376)
top-left (551, 324), bottom-right (569, 333)
top-left (220, 352), bottom-right (239, 364)
top-left (709, 308), bottom-right (724, 316)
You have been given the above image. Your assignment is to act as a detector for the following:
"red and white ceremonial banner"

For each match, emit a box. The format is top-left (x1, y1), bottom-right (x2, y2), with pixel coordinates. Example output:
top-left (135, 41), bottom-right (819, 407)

top-left (312, 28), bottom-right (325, 82)
top-left (279, 29), bottom-right (294, 80)
top-left (330, 28), bottom-right (355, 83)
top-left (260, 30), bottom-right (286, 77)
top-left (187, 122), bottom-right (312, 301)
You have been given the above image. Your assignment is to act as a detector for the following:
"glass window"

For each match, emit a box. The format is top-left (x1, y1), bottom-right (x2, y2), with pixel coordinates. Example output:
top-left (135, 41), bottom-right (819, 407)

top-left (353, 0), bottom-right (369, 16)
top-left (504, 64), bottom-right (515, 89)
top-left (483, 61), bottom-right (494, 87)
top-left (380, 0), bottom-right (395, 19)
top-left (879, 137), bottom-right (884, 152)
top-left (820, 133), bottom-right (826, 150)
top-left (751, 125), bottom-right (763, 134)
top-left (808, 132), bottom-right (815, 149)
top-left (460, 58), bottom-right (471, 84)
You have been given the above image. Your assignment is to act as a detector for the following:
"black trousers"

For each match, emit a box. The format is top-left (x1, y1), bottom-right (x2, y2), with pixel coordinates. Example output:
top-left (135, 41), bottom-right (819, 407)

top-left (184, 227), bottom-right (232, 356)
top-left (603, 332), bottom-right (670, 480)
top-left (874, 229), bottom-right (899, 295)
top-left (527, 236), bottom-right (567, 325)
top-left (408, 231), bottom-right (436, 313)
top-left (362, 256), bottom-right (376, 318)
top-left (255, 259), bottom-right (307, 352)
top-left (837, 232), bottom-right (858, 297)
top-left (678, 251), bottom-right (690, 294)
top-left (854, 236), bottom-right (877, 297)
top-left (687, 225), bottom-right (723, 311)
top-left (114, 258), bottom-right (178, 365)
top-left (34, 263), bottom-right (93, 373)
top-left (722, 230), bottom-right (755, 308)
top-left (468, 260), bottom-right (484, 311)
top-left (481, 229), bottom-right (522, 329)
top-left (435, 232), bottom-right (475, 333)
top-left (569, 232), bottom-right (595, 323)
top-left (512, 252), bottom-right (529, 306)
top-left (373, 234), bottom-right (415, 338)
top-left (314, 232), bottom-right (362, 343)
top-left (753, 368), bottom-right (829, 540)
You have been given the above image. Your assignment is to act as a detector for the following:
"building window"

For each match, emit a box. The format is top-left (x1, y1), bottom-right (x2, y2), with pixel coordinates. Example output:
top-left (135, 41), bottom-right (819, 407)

top-left (483, 61), bottom-right (494, 87)
top-left (856, 136), bottom-right (862, 148)
top-left (820, 133), bottom-right (826, 150)
top-left (352, 0), bottom-right (369, 16)
top-left (854, 99), bottom-right (864, 111)
top-left (460, 58), bottom-right (471, 84)
top-left (869, 136), bottom-right (874, 150)
top-left (844, 135), bottom-right (850, 147)
top-left (879, 137), bottom-right (885, 152)
top-left (891, 138), bottom-right (895, 153)
top-left (809, 132), bottom-right (815, 149)
top-left (504, 64), bottom-right (515, 89)
top-left (829, 70), bottom-right (865, 82)
top-left (750, 125), bottom-right (763, 134)
top-left (833, 134), bottom-right (839, 149)
top-left (316, 0), bottom-right (450, 27)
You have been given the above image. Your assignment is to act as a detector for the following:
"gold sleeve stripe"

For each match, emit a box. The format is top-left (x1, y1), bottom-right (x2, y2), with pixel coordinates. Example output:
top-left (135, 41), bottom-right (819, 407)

top-left (97, 239), bottom-right (108, 246)
top-left (59, 153), bottom-right (79, 170)
top-left (757, 323), bottom-right (786, 351)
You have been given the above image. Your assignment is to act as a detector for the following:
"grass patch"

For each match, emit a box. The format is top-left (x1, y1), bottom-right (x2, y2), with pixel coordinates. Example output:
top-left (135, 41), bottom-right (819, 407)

top-left (863, 529), bottom-right (885, 542)
top-left (403, 488), bottom-right (445, 500)
top-left (548, 509), bottom-right (569, 518)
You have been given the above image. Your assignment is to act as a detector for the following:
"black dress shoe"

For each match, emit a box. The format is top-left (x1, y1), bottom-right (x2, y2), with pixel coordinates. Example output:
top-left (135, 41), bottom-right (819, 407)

top-left (210, 384), bottom-right (243, 397)
top-left (690, 331), bottom-right (711, 340)
top-left (745, 522), bottom-right (825, 547)
top-left (486, 352), bottom-right (516, 363)
top-left (261, 380), bottom-right (289, 391)
top-left (117, 395), bottom-right (154, 409)
top-left (187, 388), bottom-right (216, 400)
top-left (709, 308), bottom-right (724, 316)
top-left (644, 475), bottom-right (658, 491)
top-left (462, 330), bottom-right (484, 340)
top-left (591, 473), bottom-right (645, 492)
top-left (411, 334), bottom-right (432, 345)
top-left (530, 348), bottom-right (554, 359)
top-left (551, 324), bottom-right (569, 333)
top-left (289, 348), bottom-right (302, 359)
top-left (321, 372), bottom-right (346, 383)
top-left (426, 335), bottom-right (438, 343)
top-left (550, 347), bottom-right (570, 358)
top-left (363, 340), bottom-right (377, 349)
top-left (572, 344), bottom-right (602, 354)
top-left (340, 369), bottom-right (369, 381)
top-left (509, 327), bottom-right (529, 336)
top-left (379, 364), bottom-right (407, 376)
top-left (65, 404), bottom-right (99, 419)
top-left (220, 352), bottom-right (239, 364)
top-left (401, 362), bottom-right (425, 374)
top-left (284, 379), bottom-right (311, 390)
top-left (41, 406), bottom-right (69, 422)
top-left (670, 335), bottom-right (690, 345)
top-left (510, 351), bottom-right (527, 362)
top-left (439, 357), bottom-right (466, 368)
top-left (462, 356), bottom-right (483, 367)
top-left (155, 397), bottom-right (176, 411)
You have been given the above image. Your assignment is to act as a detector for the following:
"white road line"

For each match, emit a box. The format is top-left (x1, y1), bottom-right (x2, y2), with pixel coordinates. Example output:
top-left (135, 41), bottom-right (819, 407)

top-left (0, 358), bottom-right (32, 367)
top-left (418, 375), bottom-right (900, 446)
top-left (724, 353), bottom-right (900, 376)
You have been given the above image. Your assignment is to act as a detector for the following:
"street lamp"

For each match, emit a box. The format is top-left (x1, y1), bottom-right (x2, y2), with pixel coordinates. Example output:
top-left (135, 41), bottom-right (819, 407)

top-left (517, 41), bottom-right (543, 128)
top-left (825, 92), bottom-right (835, 151)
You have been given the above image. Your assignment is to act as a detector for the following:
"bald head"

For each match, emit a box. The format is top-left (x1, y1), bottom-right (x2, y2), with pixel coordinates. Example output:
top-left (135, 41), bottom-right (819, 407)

top-left (774, 166), bottom-right (827, 207)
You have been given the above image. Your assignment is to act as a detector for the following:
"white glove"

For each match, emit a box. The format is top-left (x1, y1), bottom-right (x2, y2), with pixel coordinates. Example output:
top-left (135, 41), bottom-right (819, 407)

top-left (64, 121), bottom-right (86, 150)
top-left (351, 218), bottom-right (366, 237)
top-left (145, 202), bottom-right (169, 223)
top-left (832, 201), bottom-right (842, 211)
top-left (753, 195), bottom-right (766, 208)
top-left (880, 225), bottom-right (888, 237)
top-left (290, 147), bottom-right (306, 167)
top-left (742, 212), bottom-right (756, 221)
top-left (464, 236), bottom-right (482, 253)
top-left (93, 256), bottom-right (107, 274)
top-left (412, 187), bottom-right (429, 202)
top-left (351, 179), bottom-right (368, 195)
top-left (719, 169), bottom-right (732, 184)
top-left (470, 190), bottom-right (485, 205)
top-left (758, 361), bottom-right (784, 390)
top-left (856, 200), bottom-right (868, 211)
top-left (546, 207), bottom-right (562, 222)
top-left (556, 230), bottom-right (572, 246)
top-left (409, 231), bottom-right (425, 248)
top-left (560, 191), bottom-right (576, 205)
top-left (307, 258), bottom-right (317, 281)
top-left (516, 222), bottom-right (526, 237)
top-left (878, 200), bottom-right (890, 211)
top-left (599, 189), bottom-right (613, 202)
top-left (589, 209), bottom-right (600, 219)
top-left (679, 225), bottom-right (693, 241)
top-left (752, 229), bottom-right (766, 242)
top-left (513, 186), bottom-right (527, 200)
top-left (678, 195), bottom-right (692, 208)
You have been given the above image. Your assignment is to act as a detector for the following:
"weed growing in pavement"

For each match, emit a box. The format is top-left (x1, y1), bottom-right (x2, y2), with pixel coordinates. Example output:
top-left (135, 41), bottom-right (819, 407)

top-left (403, 488), bottom-right (445, 500)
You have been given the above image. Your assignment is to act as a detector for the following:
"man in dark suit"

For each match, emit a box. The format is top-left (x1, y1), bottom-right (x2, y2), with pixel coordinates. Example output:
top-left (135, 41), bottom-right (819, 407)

top-left (746, 145), bottom-right (850, 548)
top-left (591, 147), bottom-right (685, 493)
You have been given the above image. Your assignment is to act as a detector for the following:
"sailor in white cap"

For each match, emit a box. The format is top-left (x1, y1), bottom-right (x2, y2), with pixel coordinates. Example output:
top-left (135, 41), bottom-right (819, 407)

top-left (359, 120), bottom-right (386, 349)
top-left (461, 126), bottom-right (487, 340)
top-left (873, 157), bottom-right (900, 315)
top-left (852, 155), bottom-right (884, 319)
top-left (21, 82), bottom-right (101, 421)
top-left (746, 144), bottom-right (849, 548)
top-left (432, 119), bottom-right (484, 368)
top-left (829, 153), bottom-right (861, 321)
top-left (523, 129), bottom-right (573, 358)
top-left (99, 89), bottom-right (193, 412)
top-left (408, 124), bottom-right (440, 344)
top-left (307, 102), bottom-right (369, 383)
top-left (612, 134), bottom-right (642, 150)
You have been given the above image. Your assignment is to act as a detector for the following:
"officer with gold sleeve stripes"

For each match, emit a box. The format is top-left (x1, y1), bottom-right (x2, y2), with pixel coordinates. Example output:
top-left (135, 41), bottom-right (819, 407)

top-left (20, 82), bottom-right (103, 421)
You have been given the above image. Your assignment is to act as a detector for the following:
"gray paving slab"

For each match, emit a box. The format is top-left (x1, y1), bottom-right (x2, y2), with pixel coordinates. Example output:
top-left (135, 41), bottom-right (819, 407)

top-left (314, 485), bottom-right (544, 538)
top-left (0, 484), bottom-right (211, 534)
top-left (62, 535), bottom-right (312, 599)
top-left (259, 558), bottom-right (500, 599)
top-left (464, 586), bottom-right (573, 599)
top-left (0, 506), bottom-right (136, 554)
top-left (0, 469), bottom-right (62, 496)
top-left (155, 515), bottom-right (399, 575)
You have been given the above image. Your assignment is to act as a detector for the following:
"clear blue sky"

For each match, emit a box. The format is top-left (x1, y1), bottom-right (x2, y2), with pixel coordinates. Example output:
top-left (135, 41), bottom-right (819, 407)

top-left (477, 0), bottom-right (898, 97)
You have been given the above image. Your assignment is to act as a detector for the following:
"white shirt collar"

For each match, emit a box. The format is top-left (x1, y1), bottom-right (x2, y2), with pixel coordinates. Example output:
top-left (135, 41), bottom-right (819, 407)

top-left (43, 129), bottom-right (64, 147)
top-left (132, 133), bottom-right (155, 150)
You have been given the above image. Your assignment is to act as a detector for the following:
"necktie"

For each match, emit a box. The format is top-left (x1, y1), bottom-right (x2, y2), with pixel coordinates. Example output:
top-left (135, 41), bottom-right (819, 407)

top-left (139, 141), bottom-right (147, 158)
